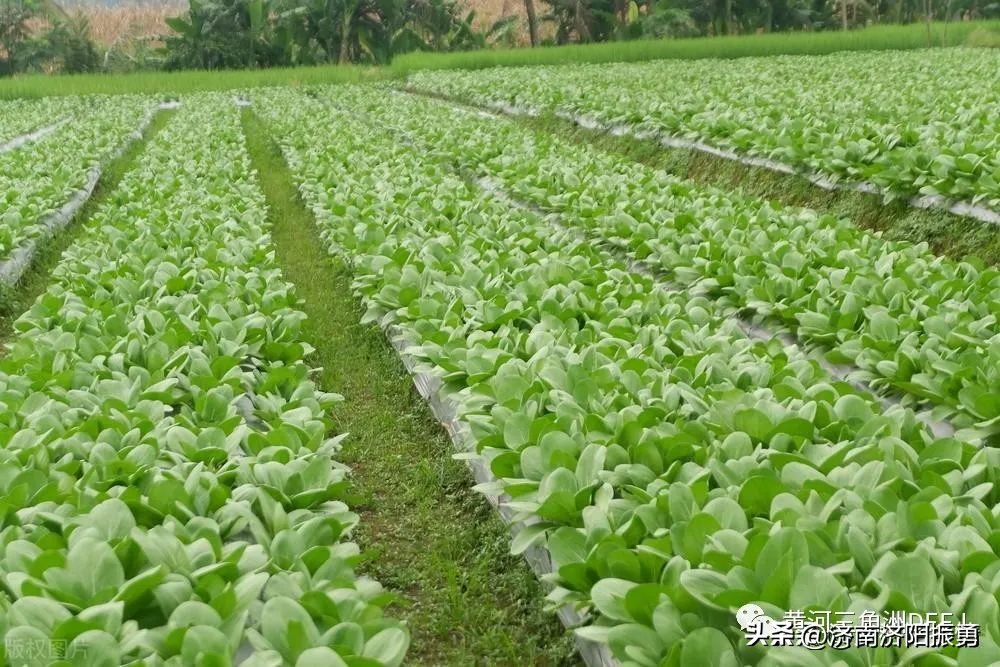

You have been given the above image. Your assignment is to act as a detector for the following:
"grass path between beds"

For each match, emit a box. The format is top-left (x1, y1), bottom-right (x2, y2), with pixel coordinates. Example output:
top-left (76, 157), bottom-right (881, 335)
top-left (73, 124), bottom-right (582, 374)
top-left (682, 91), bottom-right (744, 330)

top-left (241, 108), bottom-right (579, 667)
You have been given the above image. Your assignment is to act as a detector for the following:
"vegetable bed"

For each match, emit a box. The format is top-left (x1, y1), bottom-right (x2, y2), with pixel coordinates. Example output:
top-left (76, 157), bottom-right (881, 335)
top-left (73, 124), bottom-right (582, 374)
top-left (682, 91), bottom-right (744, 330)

top-left (358, 87), bottom-right (1000, 439)
top-left (0, 95), bottom-right (155, 264)
top-left (407, 49), bottom-right (1000, 215)
top-left (250, 85), bottom-right (997, 667)
top-left (0, 95), bottom-right (407, 667)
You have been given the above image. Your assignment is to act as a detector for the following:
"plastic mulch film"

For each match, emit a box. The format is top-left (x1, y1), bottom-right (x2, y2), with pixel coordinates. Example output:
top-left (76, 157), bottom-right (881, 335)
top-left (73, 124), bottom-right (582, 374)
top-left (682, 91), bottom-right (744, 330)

top-left (0, 117), bottom-right (70, 154)
top-left (474, 174), bottom-right (958, 441)
top-left (0, 166), bottom-right (100, 285)
top-left (383, 321), bottom-right (619, 667)
top-left (0, 102), bottom-right (178, 287)
top-left (442, 94), bottom-right (1000, 227)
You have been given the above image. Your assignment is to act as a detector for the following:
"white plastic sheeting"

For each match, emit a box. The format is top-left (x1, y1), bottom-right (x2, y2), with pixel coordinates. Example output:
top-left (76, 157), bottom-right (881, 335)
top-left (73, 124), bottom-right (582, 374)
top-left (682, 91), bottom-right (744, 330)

top-left (425, 90), bottom-right (1000, 227)
top-left (385, 321), bottom-right (619, 667)
top-left (0, 117), bottom-right (70, 154)
top-left (475, 174), bottom-right (958, 441)
top-left (0, 101), bottom-right (178, 286)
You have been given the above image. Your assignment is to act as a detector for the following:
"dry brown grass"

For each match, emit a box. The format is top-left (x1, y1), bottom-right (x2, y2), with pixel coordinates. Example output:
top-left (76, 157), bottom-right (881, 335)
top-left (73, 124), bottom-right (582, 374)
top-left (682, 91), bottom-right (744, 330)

top-left (57, 2), bottom-right (181, 46)
top-left (56, 0), bottom-right (537, 48)
top-left (465, 0), bottom-right (518, 28)
top-left (463, 0), bottom-right (555, 45)
top-left (79, 5), bottom-right (178, 46)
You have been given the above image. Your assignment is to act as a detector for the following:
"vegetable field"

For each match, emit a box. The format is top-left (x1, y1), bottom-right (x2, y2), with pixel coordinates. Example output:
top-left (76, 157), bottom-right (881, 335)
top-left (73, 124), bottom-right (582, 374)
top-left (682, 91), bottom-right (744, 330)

top-left (408, 49), bottom-right (1000, 218)
top-left (0, 45), bottom-right (999, 667)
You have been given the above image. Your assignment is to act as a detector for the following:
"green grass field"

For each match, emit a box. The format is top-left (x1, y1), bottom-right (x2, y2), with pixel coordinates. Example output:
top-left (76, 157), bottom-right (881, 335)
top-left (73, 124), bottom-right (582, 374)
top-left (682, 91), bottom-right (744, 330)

top-left (0, 20), bottom-right (995, 98)
top-left (394, 20), bottom-right (1000, 70)
top-left (0, 63), bottom-right (384, 99)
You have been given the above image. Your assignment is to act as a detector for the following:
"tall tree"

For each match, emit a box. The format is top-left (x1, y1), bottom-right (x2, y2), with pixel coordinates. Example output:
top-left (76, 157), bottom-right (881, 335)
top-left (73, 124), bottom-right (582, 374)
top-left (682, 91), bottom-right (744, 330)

top-left (0, 0), bottom-right (69, 74)
top-left (524, 0), bottom-right (540, 44)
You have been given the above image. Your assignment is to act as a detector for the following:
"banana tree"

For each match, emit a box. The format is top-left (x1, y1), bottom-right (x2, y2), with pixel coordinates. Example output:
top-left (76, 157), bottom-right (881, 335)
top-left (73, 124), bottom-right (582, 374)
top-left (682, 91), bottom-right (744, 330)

top-left (270, 0), bottom-right (394, 64)
top-left (272, 0), bottom-right (481, 64)
top-left (0, 0), bottom-right (67, 74)
top-left (164, 0), bottom-right (282, 68)
top-left (164, 0), bottom-right (486, 67)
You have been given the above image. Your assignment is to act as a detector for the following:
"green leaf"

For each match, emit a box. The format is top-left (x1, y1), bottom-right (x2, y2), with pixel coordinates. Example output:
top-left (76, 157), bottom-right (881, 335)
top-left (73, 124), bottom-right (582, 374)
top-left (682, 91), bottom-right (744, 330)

top-left (77, 602), bottom-right (124, 637)
top-left (882, 554), bottom-right (938, 610)
top-left (115, 565), bottom-right (169, 604)
top-left (547, 527), bottom-right (587, 568)
top-left (789, 566), bottom-right (847, 612)
top-left (296, 647), bottom-right (349, 667)
top-left (81, 498), bottom-right (136, 542)
top-left (5, 626), bottom-right (52, 667)
top-left (502, 413), bottom-right (531, 450)
top-left (738, 476), bottom-right (784, 516)
top-left (669, 483), bottom-right (696, 523)
top-left (756, 528), bottom-right (809, 606)
top-left (624, 583), bottom-right (665, 626)
top-left (67, 630), bottom-right (121, 667)
top-left (868, 310), bottom-right (899, 341)
top-left (590, 578), bottom-right (639, 622)
top-left (170, 601), bottom-right (223, 629)
top-left (678, 569), bottom-right (729, 612)
top-left (679, 628), bottom-right (738, 667)
top-left (734, 408), bottom-right (772, 442)
top-left (702, 497), bottom-right (748, 532)
top-left (261, 598), bottom-right (319, 660)
top-left (362, 628), bottom-right (409, 667)
top-left (181, 626), bottom-right (231, 664)
top-left (511, 523), bottom-right (549, 555)
top-left (8, 596), bottom-right (72, 634)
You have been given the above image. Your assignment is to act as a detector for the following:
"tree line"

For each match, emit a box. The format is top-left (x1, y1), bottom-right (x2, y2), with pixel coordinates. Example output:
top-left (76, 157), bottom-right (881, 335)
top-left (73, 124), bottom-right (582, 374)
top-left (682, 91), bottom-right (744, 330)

top-left (1, 1), bottom-right (100, 75)
top-left (162, 0), bottom-right (490, 68)
top-left (0, 0), bottom-right (996, 75)
top-left (536, 0), bottom-right (997, 44)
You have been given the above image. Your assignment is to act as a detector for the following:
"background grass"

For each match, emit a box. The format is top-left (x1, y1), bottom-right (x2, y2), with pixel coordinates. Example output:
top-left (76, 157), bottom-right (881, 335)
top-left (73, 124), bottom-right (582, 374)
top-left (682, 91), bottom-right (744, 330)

top-left (0, 63), bottom-right (386, 99)
top-left (393, 20), bottom-right (1000, 71)
top-left (0, 20), bottom-right (996, 99)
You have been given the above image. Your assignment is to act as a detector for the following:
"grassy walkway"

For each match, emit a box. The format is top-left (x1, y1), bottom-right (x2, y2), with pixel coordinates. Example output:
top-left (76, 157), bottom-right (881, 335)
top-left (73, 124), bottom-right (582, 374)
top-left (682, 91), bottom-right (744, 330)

top-left (241, 109), bottom-right (579, 666)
